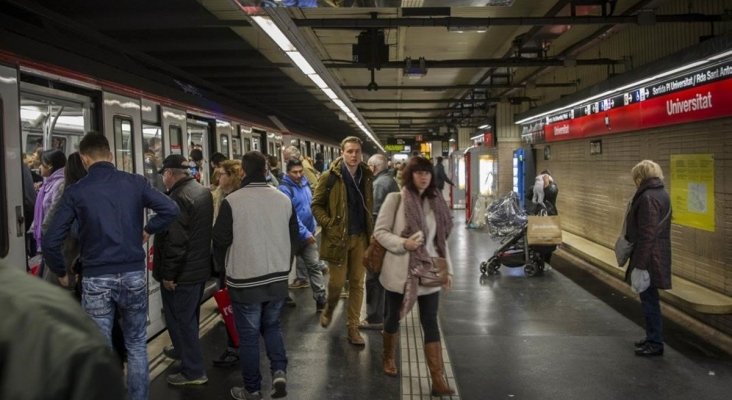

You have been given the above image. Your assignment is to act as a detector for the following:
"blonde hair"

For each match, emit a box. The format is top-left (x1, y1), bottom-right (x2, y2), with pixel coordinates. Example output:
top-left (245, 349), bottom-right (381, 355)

top-left (631, 160), bottom-right (664, 185)
top-left (220, 160), bottom-right (243, 188)
top-left (340, 136), bottom-right (362, 150)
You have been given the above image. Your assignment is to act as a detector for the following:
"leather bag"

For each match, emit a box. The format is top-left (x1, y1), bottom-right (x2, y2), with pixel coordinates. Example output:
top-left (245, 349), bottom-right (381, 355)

top-left (363, 193), bottom-right (401, 274)
top-left (415, 257), bottom-right (449, 287)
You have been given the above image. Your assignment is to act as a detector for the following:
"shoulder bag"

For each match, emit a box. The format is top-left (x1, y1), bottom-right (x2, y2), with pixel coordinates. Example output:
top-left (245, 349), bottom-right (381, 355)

top-left (415, 256), bottom-right (449, 287)
top-left (363, 193), bottom-right (401, 274)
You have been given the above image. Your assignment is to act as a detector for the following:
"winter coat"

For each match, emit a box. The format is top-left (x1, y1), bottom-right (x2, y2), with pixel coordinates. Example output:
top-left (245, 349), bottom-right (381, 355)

top-left (301, 157), bottom-right (320, 192)
top-left (278, 175), bottom-right (316, 243)
top-left (375, 190), bottom-right (454, 296)
top-left (32, 167), bottom-right (65, 250)
top-left (153, 177), bottom-right (213, 285)
top-left (312, 157), bottom-right (374, 265)
top-left (372, 168), bottom-right (399, 217)
top-left (625, 177), bottom-right (672, 289)
top-left (44, 162), bottom-right (179, 278)
top-left (434, 162), bottom-right (454, 191)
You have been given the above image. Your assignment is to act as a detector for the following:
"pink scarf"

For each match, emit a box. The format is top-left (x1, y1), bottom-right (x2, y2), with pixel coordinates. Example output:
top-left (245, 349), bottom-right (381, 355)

top-left (399, 187), bottom-right (453, 319)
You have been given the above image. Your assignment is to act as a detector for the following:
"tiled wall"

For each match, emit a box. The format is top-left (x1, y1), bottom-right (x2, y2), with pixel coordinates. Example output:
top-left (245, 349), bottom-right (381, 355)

top-left (534, 118), bottom-right (732, 334)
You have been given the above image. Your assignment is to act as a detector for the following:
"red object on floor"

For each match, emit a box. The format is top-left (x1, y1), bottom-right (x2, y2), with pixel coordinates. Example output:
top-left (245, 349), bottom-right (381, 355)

top-left (213, 288), bottom-right (239, 347)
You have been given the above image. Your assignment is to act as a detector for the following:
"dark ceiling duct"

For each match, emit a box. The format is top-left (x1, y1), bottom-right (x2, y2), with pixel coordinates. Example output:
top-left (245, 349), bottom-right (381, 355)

top-left (325, 57), bottom-right (621, 69)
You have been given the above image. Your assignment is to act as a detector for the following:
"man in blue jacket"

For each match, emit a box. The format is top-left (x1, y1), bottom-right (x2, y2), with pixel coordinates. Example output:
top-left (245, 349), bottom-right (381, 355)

top-left (279, 159), bottom-right (327, 312)
top-left (44, 133), bottom-right (179, 400)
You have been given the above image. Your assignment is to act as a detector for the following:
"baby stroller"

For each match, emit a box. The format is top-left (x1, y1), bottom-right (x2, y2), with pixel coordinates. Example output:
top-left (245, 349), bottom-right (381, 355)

top-left (478, 193), bottom-right (553, 277)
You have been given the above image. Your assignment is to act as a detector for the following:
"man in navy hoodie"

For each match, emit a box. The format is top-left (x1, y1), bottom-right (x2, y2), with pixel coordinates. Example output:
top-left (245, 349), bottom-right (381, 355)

top-left (44, 133), bottom-right (179, 400)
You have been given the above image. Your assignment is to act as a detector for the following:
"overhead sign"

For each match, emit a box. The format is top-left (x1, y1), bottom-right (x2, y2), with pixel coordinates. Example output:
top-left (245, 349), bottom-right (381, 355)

top-left (520, 58), bottom-right (732, 142)
top-left (384, 144), bottom-right (405, 152)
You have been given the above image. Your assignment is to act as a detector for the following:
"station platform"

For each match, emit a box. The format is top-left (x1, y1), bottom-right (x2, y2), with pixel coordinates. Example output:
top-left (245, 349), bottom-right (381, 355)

top-left (149, 212), bottom-right (732, 400)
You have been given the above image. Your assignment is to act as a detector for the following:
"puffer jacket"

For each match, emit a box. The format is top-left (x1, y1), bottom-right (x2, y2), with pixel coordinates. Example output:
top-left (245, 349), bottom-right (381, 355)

top-left (311, 157), bottom-right (374, 265)
top-left (625, 177), bottom-right (672, 289)
top-left (153, 177), bottom-right (214, 284)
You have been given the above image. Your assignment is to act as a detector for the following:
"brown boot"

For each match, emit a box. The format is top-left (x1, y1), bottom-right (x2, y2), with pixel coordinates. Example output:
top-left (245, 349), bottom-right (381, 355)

top-left (347, 326), bottom-right (365, 346)
top-left (382, 331), bottom-right (399, 377)
top-left (320, 304), bottom-right (333, 328)
top-left (424, 342), bottom-right (454, 396)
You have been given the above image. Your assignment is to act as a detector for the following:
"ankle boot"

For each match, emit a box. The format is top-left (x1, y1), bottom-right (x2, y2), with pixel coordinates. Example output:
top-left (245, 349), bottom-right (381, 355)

top-left (424, 341), bottom-right (454, 396)
top-left (382, 331), bottom-right (399, 377)
top-left (347, 326), bottom-right (365, 346)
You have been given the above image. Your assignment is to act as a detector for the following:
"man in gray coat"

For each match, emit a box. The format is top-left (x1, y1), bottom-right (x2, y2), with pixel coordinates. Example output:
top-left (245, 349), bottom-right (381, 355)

top-left (361, 154), bottom-right (399, 330)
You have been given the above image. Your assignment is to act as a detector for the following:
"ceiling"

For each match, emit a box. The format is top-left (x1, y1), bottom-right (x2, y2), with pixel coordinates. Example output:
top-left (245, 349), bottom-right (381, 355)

top-left (2, 0), bottom-right (729, 148)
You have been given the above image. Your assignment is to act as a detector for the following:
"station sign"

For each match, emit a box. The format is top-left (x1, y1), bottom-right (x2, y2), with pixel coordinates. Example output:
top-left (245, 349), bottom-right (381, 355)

top-left (520, 57), bottom-right (732, 142)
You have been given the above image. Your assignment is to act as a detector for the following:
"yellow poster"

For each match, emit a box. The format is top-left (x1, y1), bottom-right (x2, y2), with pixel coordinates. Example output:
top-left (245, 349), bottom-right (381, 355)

top-left (670, 154), bottom-right (715, 232)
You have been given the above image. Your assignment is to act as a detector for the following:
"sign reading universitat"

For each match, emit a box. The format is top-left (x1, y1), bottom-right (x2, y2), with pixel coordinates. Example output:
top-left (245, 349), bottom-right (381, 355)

top-left (670, 154), bottom-right (715, 232)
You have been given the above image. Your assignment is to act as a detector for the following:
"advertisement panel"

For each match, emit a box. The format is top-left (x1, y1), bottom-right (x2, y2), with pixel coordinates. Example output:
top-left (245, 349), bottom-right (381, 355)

top-left (670, 154), bottom-right (715, 232)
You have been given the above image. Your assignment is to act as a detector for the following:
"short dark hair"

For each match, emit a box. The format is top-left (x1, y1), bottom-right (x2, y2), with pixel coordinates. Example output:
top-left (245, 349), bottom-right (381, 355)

top-left (42, 149), bottom-right (66, 172)
top-left (286, 159), bottom-right (303, 172)
top-left (79, 133), bottom-right (110, 159)
top-left (242, 151), bottom-right (267, 179)
top-left (210, 152), bottom-right (227, 166)
top-left (189, 149), bottom-right (203, 162)
top-left (436, 156), bottom-right (444, 163)
top-left (402, 156), bottom-right (436, 198)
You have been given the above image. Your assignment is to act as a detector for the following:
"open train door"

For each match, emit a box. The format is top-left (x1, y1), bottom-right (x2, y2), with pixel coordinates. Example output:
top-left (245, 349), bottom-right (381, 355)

top-left (0, 64), bottom-right (25, 270)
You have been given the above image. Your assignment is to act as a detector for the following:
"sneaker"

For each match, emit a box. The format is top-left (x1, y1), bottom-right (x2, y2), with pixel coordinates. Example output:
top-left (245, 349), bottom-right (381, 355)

top-left (231, 387), bottom-right (262, 400)
top-left (315, 299), bottom-right (327, 313)
top-left (166, 372), bottom-right (208, 385)
top-left (288, 278), bottom-right (309, 289)
top-left (163, 345), bottom-right (179, 360)
top-left (213, 349), bottom-right (239, 368)
top-left (271, 370), bottom-right (287, 398)
top-left (340, 289), bottom-right (349, 299)
top-left (358, 320), bottom-right (384, 330)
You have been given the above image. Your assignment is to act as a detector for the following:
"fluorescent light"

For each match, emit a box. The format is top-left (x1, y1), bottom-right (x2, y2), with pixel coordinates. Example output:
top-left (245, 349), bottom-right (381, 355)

top-left (478, 123), bottom-right (491, 129)
top-left (321, 88), bottom-right (338, 100)
top-left (251, 16), bottom-right (296, 52)
top-left (286, 51), bottom-right (315, 75)
top-left (307, 74), bottom-right (329, 89)
top-left (332, 98), bottom-right (347, 109)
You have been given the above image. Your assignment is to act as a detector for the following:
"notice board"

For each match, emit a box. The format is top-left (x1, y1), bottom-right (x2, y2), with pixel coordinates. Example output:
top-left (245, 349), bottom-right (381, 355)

top-left (670, 154), bottom-right (715, 232)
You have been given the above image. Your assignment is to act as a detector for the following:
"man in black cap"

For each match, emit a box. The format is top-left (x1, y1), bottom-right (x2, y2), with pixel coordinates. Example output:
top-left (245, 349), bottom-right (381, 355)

top-left (153, 154), bottom-right (214, 385)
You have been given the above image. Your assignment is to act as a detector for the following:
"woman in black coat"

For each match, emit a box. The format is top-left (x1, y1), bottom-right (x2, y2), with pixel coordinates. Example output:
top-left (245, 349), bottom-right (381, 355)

top-left (625, 160), bottom-right (672, 356)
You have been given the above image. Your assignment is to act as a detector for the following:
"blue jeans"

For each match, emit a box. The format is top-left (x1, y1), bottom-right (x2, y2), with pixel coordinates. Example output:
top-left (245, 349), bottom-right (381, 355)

top-left (162, 282), bottom-right (205, 378)
top-left (295, 241), bottom-right (326, 302)
top-left (82, 270), bottom-right (148, 400)
top-left (232, 299), bottom-right (287, 393)
top-left (640, 286), bottom-right (663, 345)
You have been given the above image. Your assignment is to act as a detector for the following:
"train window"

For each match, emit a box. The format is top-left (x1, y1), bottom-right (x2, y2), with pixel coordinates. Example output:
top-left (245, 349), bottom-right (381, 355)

top-left (142, 125), bottom-right (164, 192)
top-left (169, 124), bottom-right (183, 155)
top-left (243, 137), bottom-right (251, 154)
top-left (232, 137), bottom-right (242, 160)
top-left (0, 99), bottom-right (7, 257)
top-left (251, 137), bottom-right (259, 151)
top-left (187, 119), bottom-right (209, 186)
top-left (113, 116), bottom-right (134, 173)
top-left (219, 134), bottom-right (230, 159)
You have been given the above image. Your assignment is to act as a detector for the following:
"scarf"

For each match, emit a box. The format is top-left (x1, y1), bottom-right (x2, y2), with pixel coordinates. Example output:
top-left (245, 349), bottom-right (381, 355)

top-left (399, 187), bottom-right (453, 319)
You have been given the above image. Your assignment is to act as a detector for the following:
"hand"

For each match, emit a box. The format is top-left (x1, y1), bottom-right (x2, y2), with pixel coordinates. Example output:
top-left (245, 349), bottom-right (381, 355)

top-left (58, 275), bottom-right (70, 288)
top-left (142, 231), bottom-right (150, 244)
top-left (443, 275), bottom-right (453, 291)
top-left (307, 236), bottom-right (317, 245)
top-left (163, 280), bottom-right (177, 291)
top-left (403, 231), bottom-right (424, 251)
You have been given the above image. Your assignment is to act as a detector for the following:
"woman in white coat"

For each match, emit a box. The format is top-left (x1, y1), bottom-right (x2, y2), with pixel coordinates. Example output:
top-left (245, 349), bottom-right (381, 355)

top-left (374, 156), bottom-right (454, 396)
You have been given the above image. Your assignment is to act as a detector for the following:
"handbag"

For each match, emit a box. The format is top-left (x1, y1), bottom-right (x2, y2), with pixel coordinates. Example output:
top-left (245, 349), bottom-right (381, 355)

top-left (414, 257), bottom-right (449, 287)
top-left (363, 193), bottom-right (401, 274)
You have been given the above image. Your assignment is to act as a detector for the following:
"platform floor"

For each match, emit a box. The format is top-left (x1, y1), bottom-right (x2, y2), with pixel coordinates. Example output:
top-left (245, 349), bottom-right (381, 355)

top-left (150, 211), bottom-right (732, 400)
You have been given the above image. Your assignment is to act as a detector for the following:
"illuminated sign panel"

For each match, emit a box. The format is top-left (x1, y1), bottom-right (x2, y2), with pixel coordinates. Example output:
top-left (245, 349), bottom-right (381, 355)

top-left (520, 58), bottom-right (732, 143)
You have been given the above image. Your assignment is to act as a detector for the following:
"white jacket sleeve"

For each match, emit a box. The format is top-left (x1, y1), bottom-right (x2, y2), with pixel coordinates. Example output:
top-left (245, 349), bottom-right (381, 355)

top-left (373, 192), bottom-right (408, 255)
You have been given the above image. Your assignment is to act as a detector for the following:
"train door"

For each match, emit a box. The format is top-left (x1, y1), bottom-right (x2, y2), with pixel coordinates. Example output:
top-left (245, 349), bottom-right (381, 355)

top-left (231, 124), bottom-right (242, 161)
top-left (161, 106), bottom-right (186, 157)
top-left (141, 99), bottom-right (164, 192)
top-left (216, 120), bottom-right (233, 159)
top-left (187, 116), bottom-right (211, 187)
top-left (103, 93), bottom-right (142, 174)
top-left (239, 125), bottom-right (253, 155)
top-left (253, 128), bottom-right (266, 154)
top-left (0, 65), bottom-right (25, 269)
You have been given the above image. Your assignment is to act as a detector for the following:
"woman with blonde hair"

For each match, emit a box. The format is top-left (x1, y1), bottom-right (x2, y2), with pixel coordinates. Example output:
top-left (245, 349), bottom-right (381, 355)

top-left (374, 156), bottom-right (455, 396)
top-left (624, 160), bottom-right (672, 356)
top-left (212, 160), bottom-right (243, 222)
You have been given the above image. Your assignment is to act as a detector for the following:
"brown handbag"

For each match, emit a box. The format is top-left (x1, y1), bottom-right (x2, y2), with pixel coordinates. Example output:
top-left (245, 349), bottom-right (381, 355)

top-left (363, 194), bottom-right (401, 274)
top-left (415, 257), bottom-right (449, 287)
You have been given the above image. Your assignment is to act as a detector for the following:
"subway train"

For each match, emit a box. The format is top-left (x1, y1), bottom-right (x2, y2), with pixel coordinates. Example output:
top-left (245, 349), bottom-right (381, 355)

top-left (0, 57), bottom-right (340, 338)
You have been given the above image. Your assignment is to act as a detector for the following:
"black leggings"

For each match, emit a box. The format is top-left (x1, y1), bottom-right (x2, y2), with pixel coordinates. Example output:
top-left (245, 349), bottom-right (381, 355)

top-left (384, 289), bottom-right (441, 343)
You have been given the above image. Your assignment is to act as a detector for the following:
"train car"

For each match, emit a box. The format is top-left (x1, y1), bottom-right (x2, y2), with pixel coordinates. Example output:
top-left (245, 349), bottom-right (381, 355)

top-left (0, 58), bottom-right (338, 339)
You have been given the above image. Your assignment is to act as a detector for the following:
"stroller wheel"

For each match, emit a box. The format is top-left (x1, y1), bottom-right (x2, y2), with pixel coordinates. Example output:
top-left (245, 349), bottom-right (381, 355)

top-left (480, 261), bottom-right (488, 275)
top-left (524, 263), bottom-right (538, 277)
top-left (488, 260), bottom-right (501, 275)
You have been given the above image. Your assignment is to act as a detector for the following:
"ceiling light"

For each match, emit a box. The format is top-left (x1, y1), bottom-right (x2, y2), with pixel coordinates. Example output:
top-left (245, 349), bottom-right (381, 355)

top-left (478, 123), bottom-right (491, 130)
top-left (307, 74), bottom-right (328, 89)
top-left (250, 16), bottom-right (296, 52)
top-left (285, 51), bottom-right (315, 75)
top-left (447, 26), bottom-right (489, 33)
top-left (321, 88), bottom-right (338, 100)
